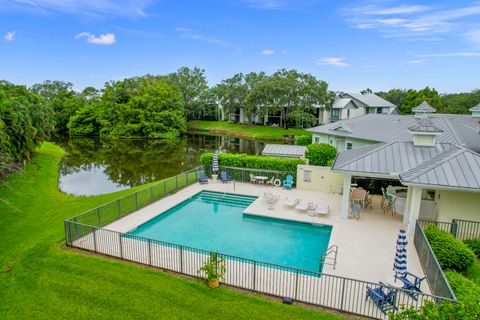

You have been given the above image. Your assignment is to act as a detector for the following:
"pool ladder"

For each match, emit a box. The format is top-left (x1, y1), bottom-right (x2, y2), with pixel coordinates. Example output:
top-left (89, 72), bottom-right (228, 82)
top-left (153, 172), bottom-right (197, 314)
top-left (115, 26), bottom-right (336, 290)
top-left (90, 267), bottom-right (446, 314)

top-left (319, 245), bottom-right (338, 271)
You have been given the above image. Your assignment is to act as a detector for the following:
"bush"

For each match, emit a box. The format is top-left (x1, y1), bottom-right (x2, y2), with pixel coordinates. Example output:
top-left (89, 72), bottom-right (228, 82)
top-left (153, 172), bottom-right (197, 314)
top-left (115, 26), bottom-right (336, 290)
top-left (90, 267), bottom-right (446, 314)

top-left (390, 300), bottom-right (480, 319)
top-left (295, 134), bottom-right (312, 146)
top-left (305, 143), bottom-right (337, 166)
top-left (200, 153), bottom-right (304, 172)
top-left (424, 225), bottom-right (475, 273)
top-left (464, 238), bottom-right (480, 258)
top-left (445, 270), bottom-right (480, 304)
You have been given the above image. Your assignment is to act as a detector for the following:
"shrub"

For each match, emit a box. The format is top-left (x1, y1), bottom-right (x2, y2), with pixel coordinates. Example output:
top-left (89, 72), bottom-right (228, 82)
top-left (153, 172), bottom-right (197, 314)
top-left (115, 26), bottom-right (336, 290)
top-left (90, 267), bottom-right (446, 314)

top-left (305, 143), bottom-right (337, 166)
top-left (424, 225), bottom-right (475, 273)
top-left (390, 300), bottom-right (480, 320)
top-left (295, 134), bottom-right (312, 146)
top-left (199, 153), bottom-right (304, 172)
top-left (464, 238), bottom-right (480, 258)
top-left (445, 270), bottom-right (480, 304)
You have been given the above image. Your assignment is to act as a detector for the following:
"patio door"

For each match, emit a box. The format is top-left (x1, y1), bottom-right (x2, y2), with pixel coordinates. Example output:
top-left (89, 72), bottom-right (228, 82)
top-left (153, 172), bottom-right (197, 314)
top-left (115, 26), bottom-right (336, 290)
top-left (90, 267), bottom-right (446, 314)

top-left (336, 139), bottom-right (345, 151)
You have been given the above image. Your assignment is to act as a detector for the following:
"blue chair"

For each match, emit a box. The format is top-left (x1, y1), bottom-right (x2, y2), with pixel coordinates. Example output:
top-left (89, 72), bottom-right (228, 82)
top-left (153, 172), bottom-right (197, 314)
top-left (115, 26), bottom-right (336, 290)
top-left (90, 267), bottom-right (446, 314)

top-left (198, 171), bottom-right (208, 184)
top-left (283, 175), bottom-right (294, 190)
top-left (394, 271), bottom-right (425, 300)
top-left (366, 282), bottom-right (397, 315)
top-left (220, 170), bottom-right (231, 183)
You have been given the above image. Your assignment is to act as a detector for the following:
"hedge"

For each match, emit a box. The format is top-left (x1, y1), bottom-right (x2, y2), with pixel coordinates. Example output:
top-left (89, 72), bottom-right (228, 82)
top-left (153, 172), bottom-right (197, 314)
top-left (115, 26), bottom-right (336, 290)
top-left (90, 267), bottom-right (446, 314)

top-left (295, 134), bottom-right (312, 146)
top-left (445, 270), bottom-right (480, 304)
top-left (390, 300), bottom-right (480, 319)
top-left (305, 143), bottom-right (337, 166)
top-left (464, 238), bottom-right (480, 258)
top-left (424, 225), bottom-right (475, 273)
top-left (200, 153), bottom-right (304, 172)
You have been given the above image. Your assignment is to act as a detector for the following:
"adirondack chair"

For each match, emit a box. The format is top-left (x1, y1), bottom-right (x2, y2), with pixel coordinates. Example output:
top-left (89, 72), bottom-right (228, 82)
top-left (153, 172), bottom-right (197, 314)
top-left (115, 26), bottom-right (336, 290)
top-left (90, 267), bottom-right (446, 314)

top-left (283, 175), bottom-right (294, 190)
top-left (220, 170), bottom-right (231, 183)
top-left (394, 271), bottom-right (425, 300)
top-left (366, 282), bottom-right (397, 315)
top-left (198, 171), bottom-right (208, 184)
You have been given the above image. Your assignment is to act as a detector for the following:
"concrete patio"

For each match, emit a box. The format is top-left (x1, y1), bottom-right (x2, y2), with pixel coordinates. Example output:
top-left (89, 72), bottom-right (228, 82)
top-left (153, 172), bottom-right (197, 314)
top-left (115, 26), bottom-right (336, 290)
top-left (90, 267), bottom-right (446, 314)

top-left (105, 180), bottom-right (427, 292)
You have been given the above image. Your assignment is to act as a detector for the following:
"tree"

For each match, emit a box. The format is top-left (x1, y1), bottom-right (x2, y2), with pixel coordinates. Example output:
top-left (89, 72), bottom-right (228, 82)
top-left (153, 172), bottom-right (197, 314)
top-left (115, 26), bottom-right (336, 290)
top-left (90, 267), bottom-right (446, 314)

top-left (167, 67), bottom-right (212, 120)
top-left (361, 88), bottom-right (373, 94)
top-left (31, 80), bottom-right (83, 133)
top-left (441, 89), bottom-right (480, 114)
top-left (401, 87), bottom-right (442, 114)
top-left (376, 89), bottom-right (407, 110)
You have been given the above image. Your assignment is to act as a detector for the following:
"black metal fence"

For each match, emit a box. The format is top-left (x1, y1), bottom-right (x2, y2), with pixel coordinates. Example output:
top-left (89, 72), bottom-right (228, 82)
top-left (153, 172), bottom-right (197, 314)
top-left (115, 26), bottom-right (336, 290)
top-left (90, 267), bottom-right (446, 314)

top-left (418, 219), bottom-right (480, 241)
top-left (413, 222), bottom-right (456, 301)
top-left (65, 221), bottom-right (453, 320)
top-left (203, 165), bottom-right (297, 187)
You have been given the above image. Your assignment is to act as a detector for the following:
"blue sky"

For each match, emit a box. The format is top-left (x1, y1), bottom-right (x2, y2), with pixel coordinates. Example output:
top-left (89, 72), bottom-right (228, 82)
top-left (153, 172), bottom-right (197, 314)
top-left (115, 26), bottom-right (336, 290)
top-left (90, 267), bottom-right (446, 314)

top-left (1, 0), bottom-right (480, 93)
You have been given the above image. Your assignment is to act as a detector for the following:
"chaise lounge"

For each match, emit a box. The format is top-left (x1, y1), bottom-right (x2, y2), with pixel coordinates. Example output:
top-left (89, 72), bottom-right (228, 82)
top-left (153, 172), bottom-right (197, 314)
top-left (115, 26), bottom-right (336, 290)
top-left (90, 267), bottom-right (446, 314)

top-left (198, 171), bottom-right (208, 184)
top-left (366, 282), bottom-right (397, 315)
top-left (220, 170), bottom-right (231, 183)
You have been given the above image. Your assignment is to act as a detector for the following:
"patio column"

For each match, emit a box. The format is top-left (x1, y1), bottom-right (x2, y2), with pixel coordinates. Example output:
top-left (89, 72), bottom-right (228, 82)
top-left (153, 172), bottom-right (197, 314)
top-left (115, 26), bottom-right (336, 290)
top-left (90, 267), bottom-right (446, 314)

top-left (403, 186), bottom-right (413, 225)
top-left (407, 186), bottom-right (422, 234)
top-left (340, 174), bottom-right (351, 219)
top-left (239, 108), bottom-right (244, 124)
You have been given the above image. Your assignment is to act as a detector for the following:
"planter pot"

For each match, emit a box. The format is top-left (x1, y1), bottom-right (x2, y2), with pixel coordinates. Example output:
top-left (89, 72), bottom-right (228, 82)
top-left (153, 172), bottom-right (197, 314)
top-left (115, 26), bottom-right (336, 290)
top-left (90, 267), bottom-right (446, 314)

top-left (207, 279), bottom-right (220, 289)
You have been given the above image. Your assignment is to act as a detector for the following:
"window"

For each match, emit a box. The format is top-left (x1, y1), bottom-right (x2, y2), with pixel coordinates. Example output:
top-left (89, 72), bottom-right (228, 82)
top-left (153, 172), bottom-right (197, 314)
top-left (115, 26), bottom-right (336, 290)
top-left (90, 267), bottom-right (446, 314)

top-left (377, 107), bottom-right (387, 114)
top-left (347, 109), bottom-right (350, 119)
top-left (315, 137), bottom-right (320, 143)
top-left (347, 142), bottom-right (353, 150)
top-left (331, 109), bottom-right (340, 121)
top-left (303, 170), bottom-right (312, 183)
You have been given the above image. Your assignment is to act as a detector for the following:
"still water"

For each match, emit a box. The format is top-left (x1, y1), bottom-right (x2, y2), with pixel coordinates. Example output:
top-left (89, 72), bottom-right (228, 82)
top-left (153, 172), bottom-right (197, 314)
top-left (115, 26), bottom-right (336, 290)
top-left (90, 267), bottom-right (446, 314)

top-left (56, 134), bottom-right (269, 196)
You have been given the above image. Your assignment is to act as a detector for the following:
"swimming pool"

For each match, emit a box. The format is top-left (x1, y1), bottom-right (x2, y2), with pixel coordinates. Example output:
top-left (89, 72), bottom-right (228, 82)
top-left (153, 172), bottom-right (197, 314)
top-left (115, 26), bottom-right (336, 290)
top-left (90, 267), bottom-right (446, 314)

top-left (127, 190), bottom-right (332, 272)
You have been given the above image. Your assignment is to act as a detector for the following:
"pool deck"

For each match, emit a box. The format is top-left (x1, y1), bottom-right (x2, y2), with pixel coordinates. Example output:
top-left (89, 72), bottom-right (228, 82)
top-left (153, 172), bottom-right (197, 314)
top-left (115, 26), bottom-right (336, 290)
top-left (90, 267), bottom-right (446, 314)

top-left (105, 180), bottom-right (427, 293)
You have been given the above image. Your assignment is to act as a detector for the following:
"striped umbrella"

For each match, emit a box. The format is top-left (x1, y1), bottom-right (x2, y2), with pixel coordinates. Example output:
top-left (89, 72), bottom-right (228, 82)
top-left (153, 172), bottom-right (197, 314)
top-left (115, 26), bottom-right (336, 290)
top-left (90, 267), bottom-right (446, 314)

top-left (212, 151), bottom-right (219, 173)
top-left (393, 229), bottom-right (408, 275)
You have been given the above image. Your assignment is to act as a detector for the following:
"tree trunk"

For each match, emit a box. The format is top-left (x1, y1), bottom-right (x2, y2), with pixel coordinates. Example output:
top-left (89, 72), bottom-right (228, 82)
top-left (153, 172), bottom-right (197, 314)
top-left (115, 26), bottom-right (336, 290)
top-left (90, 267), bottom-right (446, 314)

top-left (283, 107), bottom-right (289, 129)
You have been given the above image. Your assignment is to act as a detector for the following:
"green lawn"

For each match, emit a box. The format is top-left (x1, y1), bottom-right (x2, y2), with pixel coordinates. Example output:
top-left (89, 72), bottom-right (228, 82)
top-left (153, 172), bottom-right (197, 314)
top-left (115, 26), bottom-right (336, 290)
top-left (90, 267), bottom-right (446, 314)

top-left (0, 142), bottom-right (343, 320)
top-left (187, 120), bottom-right (309, 141)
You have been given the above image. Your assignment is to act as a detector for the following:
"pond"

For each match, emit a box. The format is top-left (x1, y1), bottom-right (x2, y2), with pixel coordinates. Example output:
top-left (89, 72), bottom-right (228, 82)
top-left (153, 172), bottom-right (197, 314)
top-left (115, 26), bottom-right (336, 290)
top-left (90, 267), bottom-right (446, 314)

top-left (56, 134), bottom-right (272, 196)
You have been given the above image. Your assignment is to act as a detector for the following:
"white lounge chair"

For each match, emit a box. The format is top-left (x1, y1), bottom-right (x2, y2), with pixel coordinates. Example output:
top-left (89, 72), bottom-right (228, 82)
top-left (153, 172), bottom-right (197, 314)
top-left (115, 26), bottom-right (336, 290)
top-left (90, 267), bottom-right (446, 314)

top-left (284, 197), bottom-right (300, 208)
top-left (308, 204), bottom-right (329, 217)
top-left (296, 201), bottom-right (314, 212)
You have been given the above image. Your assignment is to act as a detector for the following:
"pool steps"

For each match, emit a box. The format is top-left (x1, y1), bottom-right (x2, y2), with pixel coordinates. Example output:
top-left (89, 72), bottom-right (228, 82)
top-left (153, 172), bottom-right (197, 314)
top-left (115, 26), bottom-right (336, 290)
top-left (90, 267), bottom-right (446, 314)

top-left (195, 191), bottom-right (256, 208)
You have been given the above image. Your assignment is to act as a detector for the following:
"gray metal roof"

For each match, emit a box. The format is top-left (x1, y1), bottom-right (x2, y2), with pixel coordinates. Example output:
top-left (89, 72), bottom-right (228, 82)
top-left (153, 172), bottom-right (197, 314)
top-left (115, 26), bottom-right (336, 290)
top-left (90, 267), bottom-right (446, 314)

top-left (345, 93), bottom-right (397, 108)
top-left (412, 101), bottom-right (436, 113)
top-left (332, 141), bottom-right (444, 177)
top-left (470, 103), bottom-right (480, 112)
top-left (332, 98), bottom-right (357, 109)
top-left (400, 146), bottom-right (480, 190)
top-left (306, 113), bottom-right (480, 153)
top-left (408, 118), bottom-right (443, 133)
top-left (262, 144), bottom-right (307, 158)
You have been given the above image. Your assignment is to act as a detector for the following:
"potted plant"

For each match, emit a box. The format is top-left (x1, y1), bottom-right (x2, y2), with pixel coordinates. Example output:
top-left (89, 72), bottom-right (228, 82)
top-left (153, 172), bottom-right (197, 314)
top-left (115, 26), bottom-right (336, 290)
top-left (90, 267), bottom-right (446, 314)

top-left (197, 252), bottom-right (226, 288)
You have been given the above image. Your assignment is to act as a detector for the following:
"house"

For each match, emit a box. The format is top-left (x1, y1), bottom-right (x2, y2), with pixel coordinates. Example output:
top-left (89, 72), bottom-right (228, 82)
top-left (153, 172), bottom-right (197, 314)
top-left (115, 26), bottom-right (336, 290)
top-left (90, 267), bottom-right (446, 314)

top-left (320, 102), bottom-right (480, 233)
top-left (318, 93), bottom-right (398, 124)
top-left (307, 101), bottom-right (480, 152)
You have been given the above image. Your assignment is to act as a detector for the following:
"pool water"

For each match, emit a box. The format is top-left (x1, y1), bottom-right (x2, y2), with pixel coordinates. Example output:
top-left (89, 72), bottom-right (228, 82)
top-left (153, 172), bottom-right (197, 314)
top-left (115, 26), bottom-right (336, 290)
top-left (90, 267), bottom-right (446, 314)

top-left (127, 191), bottom-right (332, 272)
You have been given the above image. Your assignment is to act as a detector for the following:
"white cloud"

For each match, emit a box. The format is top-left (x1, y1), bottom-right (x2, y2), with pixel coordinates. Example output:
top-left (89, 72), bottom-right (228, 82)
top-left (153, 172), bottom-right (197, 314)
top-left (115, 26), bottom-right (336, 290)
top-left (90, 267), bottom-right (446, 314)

top-left (366, 5), bottom-right (430, 15)
top-left (261, 49), bottom-right (275, 55)
top-left (466, 29), bottom-right (480, 44)
top-left (4, 31), bottom-right (15, 42)
top-left (3, 0), bottom-right (152, 18)
top-left (418, 52), bottom-right (480, 58)
top-left (76, 32), bottom-right (116, 45)
top-left (175, 27), bottom-right (231, 48)
top-left (316, 57), bottom-right (350, 67)
top-left (240, 0), bottom-right (319, 10)
top-left (407, 59), bottom-right (424, 64)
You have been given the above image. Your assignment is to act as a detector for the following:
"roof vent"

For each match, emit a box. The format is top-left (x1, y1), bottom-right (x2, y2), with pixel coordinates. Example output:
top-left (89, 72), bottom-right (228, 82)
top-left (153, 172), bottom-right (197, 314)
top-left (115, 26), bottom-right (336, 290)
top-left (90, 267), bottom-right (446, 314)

top-left (412, 101), bottom-right (436, 119)
top-left (470, 103), bottom-right (480, 118)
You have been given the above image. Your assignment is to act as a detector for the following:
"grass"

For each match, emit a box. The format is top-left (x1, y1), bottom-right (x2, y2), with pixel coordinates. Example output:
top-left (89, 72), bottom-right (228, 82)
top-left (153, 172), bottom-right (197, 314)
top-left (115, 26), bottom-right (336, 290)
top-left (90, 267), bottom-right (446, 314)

top-left (0, 142), bottom-right (343, 320)
top-left (465, 261), bottom-right (480, 286)
top-left (187, 120), bottom-right (309, 141)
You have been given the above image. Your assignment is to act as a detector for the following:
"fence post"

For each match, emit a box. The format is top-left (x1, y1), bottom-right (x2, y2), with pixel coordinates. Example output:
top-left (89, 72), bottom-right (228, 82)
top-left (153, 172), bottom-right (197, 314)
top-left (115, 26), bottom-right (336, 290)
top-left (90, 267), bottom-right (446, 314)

top-left (64, 221), bottom-right (70, 246)
top-left (148, 239), bottom-right (152, 266)
top-left (179, 245), bottom-right (183, 273)
top-left (117, 199), bottom-right (121, 218)
top-left (340, 277), bottom-right (346, 311)
top-left (135, 192), bottom-right (138, 210)
top-left (93, 227), bottom-right (97, 253)
top-left (176, 176), bottom-right (178, 190)
top-left (119, 233), bottom-right (123, 259)
top-left (451, 219), bottom-right (458, 238)
top-left (97, 207), bottom-right (101, 227)
top-left (164, 180), bottom-right (166, 195)
top-left (150, 186), bottom-right (153, 202)
top-left (186, 172), bottom-right (189, 185)
top-left (294, 269), bottom-right (299, 300)
top-left (253, 261), bottom-right (257, 292)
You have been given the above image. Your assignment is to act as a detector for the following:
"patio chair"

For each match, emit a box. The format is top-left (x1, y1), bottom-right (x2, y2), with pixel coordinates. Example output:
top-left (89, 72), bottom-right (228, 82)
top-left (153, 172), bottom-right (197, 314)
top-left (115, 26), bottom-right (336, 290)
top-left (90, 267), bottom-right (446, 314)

top-left (296, 201), bottom-right (314, 213)
top-left (365, 191), bottom-right (373, 210)
top-left (220, 170), bottom-right (231, 183)
top-left (350, 203), bottom-right (361, 220)
top-left (383, 193), bottom-right (397, 215)
top-left (283, 175), bottom-right (294, 190)
top-left (249, 173), bottom-right (257, 184)
top-left (198, 171), bottom-right (208, 184)
top-left (366, 282), bottom-right (397, 315)
top-left (308, 203), bottom-right (329, 217)
top-left (266, 176), bottom-right (275, 186)
top-left (394, 271), bottom-right (425, 300)
top-left (284, 197), bottom-right (300, 208)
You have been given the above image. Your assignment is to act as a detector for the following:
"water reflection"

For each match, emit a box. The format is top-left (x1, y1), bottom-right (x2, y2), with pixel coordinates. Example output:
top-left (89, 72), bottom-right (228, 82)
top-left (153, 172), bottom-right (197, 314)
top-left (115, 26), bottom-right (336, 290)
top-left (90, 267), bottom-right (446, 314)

top-left (56, 134), bottom-right (268, 196)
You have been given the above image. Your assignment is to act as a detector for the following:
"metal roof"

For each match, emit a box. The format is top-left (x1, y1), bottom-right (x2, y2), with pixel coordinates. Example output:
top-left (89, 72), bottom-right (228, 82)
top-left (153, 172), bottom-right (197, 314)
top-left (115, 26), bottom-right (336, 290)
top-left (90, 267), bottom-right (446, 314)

top-left (262, 144), bottom-right (307, 158)
top-left (400, 146), bottom-right (480, 190)
top-left (407, 118), bottom-right (443, 133)
top-left (332, 98), bottom-right (356, 109)
top-left (470, 103), bottom-right (480, 112)
top-left (345, 93), bottom-right (397, 108)
top-left (412, 101), bottom-right (436, 113)
top-left (306, 113), bottom-right (480, 153)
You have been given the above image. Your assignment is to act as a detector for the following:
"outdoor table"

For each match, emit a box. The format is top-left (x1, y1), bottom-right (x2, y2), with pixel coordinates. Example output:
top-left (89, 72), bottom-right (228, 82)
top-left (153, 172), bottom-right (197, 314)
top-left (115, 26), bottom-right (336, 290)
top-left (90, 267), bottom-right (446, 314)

top-left (254, 176), bottom-right (268, 185)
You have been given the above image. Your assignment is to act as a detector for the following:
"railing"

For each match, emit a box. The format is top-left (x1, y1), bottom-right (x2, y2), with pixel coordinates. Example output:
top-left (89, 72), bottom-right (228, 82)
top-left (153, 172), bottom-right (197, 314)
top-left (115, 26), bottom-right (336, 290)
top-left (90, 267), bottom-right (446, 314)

top-left (418, 219), bottom-right (480, 241)
top-left (413, 222), bottom-right (456, 301)
top-left (65, 221), bottom-right (453, 320)
top-left (320, 245), bottom-right (338, 270)
top-left (203, 165), bottom-right (297, 187)
top-left (65, 167), bottom-right (202, 228)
